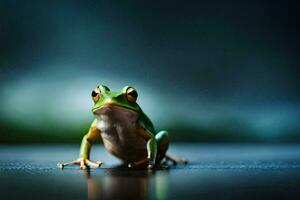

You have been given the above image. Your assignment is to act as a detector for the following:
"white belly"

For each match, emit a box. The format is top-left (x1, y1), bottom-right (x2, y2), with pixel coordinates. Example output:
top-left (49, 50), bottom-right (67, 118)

top-left (95, 105), bottom-right (147, 162)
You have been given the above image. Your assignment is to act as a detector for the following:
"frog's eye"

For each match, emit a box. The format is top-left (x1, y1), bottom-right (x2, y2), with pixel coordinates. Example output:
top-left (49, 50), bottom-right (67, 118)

top-left (91, 87), bottom-right (101, 102)
top-left (101, 85), bottom-right (110, 92)
top-left (126, 87), bottom-right (138, 103)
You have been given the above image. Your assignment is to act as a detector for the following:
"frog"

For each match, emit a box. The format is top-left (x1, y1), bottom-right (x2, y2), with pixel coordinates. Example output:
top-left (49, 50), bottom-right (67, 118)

top-left (57, 85), bottom-right (187, 170)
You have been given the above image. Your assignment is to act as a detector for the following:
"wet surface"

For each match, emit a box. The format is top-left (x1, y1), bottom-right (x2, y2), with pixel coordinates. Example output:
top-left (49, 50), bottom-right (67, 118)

top-left (0, 144), bottom-right (300, 200)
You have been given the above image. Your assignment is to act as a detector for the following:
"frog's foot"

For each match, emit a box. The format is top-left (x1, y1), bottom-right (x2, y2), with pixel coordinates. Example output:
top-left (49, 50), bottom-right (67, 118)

top-left (57, 158), bottom-right (102, 169)
top-left (165, 154), bottom-right (188, 165)
top-left (128, 158), bottom-right (151, 169)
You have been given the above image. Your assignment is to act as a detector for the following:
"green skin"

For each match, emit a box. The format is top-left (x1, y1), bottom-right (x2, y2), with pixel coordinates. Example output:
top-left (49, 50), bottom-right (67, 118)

top-left (58, 85), bottom-right (186, 170)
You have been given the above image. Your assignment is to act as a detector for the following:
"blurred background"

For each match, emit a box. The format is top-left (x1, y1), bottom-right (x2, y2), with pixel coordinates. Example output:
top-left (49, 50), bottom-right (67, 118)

top-left (0, 0), bottom-right (299, 143)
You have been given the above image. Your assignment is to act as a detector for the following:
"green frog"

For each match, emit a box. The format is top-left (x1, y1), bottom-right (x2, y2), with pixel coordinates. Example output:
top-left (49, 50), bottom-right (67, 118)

top-left (58, 85), bottom-right (187, 170)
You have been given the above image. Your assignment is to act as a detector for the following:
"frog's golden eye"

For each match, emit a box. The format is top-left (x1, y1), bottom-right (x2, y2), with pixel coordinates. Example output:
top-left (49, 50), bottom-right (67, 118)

top-left (91, 88), bottom-right (100, 102)
top-left (126, 87), bottom-right (138, 102)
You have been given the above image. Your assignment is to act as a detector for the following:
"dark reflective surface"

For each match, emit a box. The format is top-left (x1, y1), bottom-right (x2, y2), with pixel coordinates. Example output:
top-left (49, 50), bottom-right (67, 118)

top-left (85, 168), bottom-right (153, 200)
top-left (1, 144), bottom-right (300, 200)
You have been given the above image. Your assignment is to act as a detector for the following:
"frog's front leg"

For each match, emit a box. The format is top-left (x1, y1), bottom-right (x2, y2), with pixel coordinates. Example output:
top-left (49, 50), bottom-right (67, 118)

top-left (57, 121), bottom-right (102, 169)
top-left (128, 126), bottom-right (157, 169)
top-left (146, 137), bottom-right (157, 169)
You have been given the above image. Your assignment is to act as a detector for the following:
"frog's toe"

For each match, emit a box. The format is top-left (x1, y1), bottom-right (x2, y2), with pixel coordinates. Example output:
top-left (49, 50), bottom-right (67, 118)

top-left (147, 163), bottom-right (155, 170)
top-left (57, 163), bottom-right (64, 169)
top-left (165, 154), bottom-right (188, 165)
top-left (57, 159), bottom-right (81, 169)
top-left (147, 165), bottom-right (153, 170)
top-left (128, 162), bottom-right (135, 168)
top-left (86, 159), bottom-right (103, 168)
top-left (80, 162), bottom-right (88, 170)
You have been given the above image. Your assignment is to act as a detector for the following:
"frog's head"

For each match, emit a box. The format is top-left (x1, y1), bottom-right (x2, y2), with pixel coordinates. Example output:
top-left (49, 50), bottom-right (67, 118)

top-left (91, 84), bottom-right (142, 114)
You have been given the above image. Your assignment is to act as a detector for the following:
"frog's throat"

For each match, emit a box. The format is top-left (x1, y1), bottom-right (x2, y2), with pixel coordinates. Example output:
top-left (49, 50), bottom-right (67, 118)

top-left (92, 103), bottom-right (138, 114)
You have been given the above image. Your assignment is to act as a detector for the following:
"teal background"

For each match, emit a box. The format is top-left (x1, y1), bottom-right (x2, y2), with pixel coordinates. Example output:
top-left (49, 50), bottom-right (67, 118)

top-left (0, 0), bottom-right (299, 143)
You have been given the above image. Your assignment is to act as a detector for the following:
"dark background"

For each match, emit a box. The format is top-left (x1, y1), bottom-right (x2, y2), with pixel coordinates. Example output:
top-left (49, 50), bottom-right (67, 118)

top-left (0, 0), bottom-right (299, 143)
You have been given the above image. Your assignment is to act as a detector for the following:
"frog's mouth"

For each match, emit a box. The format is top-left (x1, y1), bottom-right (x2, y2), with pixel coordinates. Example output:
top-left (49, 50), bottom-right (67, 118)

top-left (92, 103), bottom-right (138, 115)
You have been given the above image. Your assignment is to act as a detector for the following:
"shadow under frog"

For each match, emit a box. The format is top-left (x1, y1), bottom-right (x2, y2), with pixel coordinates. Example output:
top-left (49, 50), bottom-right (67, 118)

top-left (84, 165), bottom-right (169, 200)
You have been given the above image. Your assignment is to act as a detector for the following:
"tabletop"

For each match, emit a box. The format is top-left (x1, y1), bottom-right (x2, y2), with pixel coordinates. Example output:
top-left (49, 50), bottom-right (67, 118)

top-left (1, 144), bottom-right (300, 200)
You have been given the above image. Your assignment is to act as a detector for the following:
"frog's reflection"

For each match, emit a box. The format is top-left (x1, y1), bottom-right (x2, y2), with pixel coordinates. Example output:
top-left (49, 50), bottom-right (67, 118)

top-left (84, 166), bottom-right (168, 200)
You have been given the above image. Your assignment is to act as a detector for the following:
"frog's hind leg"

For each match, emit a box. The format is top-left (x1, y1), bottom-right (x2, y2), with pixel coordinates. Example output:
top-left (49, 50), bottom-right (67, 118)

top-left (155, 130), bottom-right (188, 168)
top-left (155, 130), bottom-right (170, 165)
